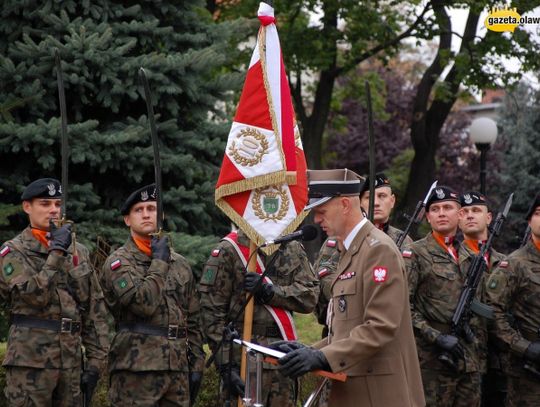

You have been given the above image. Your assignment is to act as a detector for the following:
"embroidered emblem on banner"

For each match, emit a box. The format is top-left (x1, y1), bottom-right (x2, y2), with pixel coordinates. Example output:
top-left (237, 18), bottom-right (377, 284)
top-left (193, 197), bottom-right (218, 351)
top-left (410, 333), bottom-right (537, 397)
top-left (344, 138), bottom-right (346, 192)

top-left (252, 185), bottom-right (289, 222)
top-left (373, 267), bottom-right (388, 283)
top-left (228, 127), bottom-right (269, 167)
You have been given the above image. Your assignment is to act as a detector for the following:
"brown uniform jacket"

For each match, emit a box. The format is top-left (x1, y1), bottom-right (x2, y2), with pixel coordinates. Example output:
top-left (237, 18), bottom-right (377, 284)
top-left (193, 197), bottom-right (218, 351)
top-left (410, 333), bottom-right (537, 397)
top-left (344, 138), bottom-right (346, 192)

top-left (314, 221), bottom-right (425, 407)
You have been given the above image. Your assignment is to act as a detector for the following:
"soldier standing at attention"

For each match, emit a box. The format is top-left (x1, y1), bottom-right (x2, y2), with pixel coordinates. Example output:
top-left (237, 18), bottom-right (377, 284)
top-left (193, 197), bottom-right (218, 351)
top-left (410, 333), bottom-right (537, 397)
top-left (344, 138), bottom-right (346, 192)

top-left (273, 169), bottom-right (424, 407)
top-left (100, 184), bottom-right (205, 406)
top-left (404, 186), bottom-right (487, 406)
top-left (458, 191), bottom-right (508, 406)
top-left (485, 193), bottom-right (540, 406)
top-left (0, 178), bottom-right (109, 406)
top-left (199, 226), bottom-right (318, 406)
top-left (359, 172), bottom-right (413, 246)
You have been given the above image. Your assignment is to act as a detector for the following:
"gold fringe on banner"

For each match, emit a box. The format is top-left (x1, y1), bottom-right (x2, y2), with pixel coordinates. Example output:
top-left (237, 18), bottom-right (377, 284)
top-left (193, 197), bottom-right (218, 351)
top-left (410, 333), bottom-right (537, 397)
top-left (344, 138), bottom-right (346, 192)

top-left (215, 171), bottom-right (287, 202)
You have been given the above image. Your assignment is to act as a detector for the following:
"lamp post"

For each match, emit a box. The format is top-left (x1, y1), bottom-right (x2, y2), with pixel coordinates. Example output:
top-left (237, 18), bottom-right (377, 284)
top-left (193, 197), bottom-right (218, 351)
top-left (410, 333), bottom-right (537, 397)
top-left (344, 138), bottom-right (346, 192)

top-left (469, 117), bottom-right (498, 195)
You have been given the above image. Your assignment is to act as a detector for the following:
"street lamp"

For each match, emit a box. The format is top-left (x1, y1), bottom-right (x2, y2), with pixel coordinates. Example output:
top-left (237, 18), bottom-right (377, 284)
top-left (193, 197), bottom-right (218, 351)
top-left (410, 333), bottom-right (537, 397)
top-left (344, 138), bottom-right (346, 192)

top-left (469, 117), bottom-right (498, 195)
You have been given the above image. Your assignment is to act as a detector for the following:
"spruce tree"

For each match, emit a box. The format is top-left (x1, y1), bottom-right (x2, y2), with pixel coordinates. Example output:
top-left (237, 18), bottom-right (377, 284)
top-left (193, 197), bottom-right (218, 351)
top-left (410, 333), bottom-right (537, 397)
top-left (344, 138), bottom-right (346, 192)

top-left (0, 0), bottom-right (243, 267)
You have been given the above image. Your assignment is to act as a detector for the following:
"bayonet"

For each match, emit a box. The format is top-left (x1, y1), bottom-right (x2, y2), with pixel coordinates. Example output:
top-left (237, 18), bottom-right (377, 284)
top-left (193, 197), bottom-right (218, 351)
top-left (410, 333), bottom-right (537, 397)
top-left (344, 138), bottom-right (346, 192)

top-left (365, 81), bottom-right (375, 222)
top-left (139, 68), bottom-right (164, 234)
top-left (55, 49), bottom-right (69, 221)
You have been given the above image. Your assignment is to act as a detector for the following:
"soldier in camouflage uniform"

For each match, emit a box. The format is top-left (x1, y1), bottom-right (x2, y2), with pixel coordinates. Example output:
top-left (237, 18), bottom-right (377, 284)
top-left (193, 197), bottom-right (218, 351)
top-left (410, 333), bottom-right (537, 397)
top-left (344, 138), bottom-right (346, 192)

top-left (199, 228), bottom-right (318, 406)
top-left (404, 186), bottom-right (488, 407)
top-left (458, 191), bottom-right (508, 406)
top-left (0, 178), bottom-right (109, 406)
top-left (485, 193), bottom-right (540, 407)
top-left (100, 184), bottom-right (205, 406)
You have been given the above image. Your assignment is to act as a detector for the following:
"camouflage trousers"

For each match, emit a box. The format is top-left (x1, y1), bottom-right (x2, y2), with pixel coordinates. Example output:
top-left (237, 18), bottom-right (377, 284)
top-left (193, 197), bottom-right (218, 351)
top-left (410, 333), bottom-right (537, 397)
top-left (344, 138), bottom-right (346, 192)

top-left (4, 365), bottom-right (82, 407)
top-left (223, 367), bottom-right (295, 407)
top-left (421, 368), bottom-right (481, 407)
top-left (109, 370), bottom-right (189, 407)
top-left (506, 374), bottom-right (540, 407)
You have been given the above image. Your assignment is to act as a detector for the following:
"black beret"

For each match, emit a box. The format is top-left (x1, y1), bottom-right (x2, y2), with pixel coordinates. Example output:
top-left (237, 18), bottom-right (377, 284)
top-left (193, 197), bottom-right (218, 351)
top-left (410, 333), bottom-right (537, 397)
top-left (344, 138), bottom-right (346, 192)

top-left (526, 193), bottom-right (540, 220)
top-left (460, 191), bottom-right (488, 208)
top-left (21, 178), bottom-right (62, 201)
top-left (121, 184), bottom-right (157, 215)
top-left (360, 172), bottom-right (391, 194)
top-left (426, 186), bottom-right (459, 210)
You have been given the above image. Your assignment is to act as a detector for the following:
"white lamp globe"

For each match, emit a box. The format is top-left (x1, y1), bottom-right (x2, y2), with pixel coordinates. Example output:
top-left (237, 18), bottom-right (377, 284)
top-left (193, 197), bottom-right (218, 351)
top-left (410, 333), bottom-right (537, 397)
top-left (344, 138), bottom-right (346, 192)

top-left (469, 117), bottom-right (498, 145)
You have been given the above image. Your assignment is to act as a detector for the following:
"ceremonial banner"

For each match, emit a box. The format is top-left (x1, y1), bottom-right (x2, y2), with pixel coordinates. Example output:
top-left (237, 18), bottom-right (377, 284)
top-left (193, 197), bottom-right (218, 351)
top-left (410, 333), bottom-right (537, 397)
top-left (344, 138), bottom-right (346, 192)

top-left (215, 2), bottom-right (308, 248)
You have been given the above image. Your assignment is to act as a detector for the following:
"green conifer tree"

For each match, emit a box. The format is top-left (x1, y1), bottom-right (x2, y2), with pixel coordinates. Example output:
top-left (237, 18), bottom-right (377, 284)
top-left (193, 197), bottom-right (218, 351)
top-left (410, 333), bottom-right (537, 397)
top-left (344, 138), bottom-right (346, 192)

top-left (0, 1), bottom-right (243, 265)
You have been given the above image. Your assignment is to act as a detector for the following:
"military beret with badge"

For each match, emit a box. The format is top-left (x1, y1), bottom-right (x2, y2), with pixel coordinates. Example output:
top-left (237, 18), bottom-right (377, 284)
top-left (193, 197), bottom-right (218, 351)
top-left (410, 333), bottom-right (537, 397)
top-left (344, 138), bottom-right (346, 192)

top-left (360, 172), bottom-right (391, 195)
top-left (21, 178), bottom-right (62, 201)
top-left (460, 191), bottom-right (489, 210)
top-left (426, 186), bottom-right (459, 210)
top-left (305, 168), bottom-right (366, 210)
top-left (525, 193), bottom-right (540, 220)
top-left (120, 184), bottom-right (157, 215)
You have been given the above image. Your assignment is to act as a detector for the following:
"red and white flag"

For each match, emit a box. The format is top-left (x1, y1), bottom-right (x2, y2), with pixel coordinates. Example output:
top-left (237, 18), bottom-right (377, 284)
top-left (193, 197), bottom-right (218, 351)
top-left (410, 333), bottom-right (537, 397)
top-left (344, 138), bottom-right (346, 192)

top-left (215, 2), bottom-right (308, 248)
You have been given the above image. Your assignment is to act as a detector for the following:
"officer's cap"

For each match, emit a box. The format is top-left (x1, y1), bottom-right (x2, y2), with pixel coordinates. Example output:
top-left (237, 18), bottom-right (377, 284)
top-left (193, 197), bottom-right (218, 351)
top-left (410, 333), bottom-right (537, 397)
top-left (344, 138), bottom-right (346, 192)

top-left (360, 172), bottom-right (391, 195)
top-left (426, 186), bottom-right (459, 210)
top-left (21, 178), bottom-right (62, 201)
top-left (306, 169), bottom-right (365, 210)
top-left (526, 193), bottom-right (540, 220)
top-left (460, 191), bottom-right (489, 209)
top-left (121, 184), bottom-right (157, 215)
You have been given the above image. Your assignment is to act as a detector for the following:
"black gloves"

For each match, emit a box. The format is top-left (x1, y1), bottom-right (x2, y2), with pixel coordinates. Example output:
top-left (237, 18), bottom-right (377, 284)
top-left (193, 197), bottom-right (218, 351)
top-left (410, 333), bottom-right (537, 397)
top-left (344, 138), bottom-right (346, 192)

top-left (278, 347), bottom-right (330, 379)
top-left (436, 334), bottom-right (464, 360)
top-left (189, 371), bottom-right (203, 405)
top-left (219, 364), bottom-right (245, 398)
top-left (269, 340), bottom-right (306, 354)
top-left (525, 341), bottom-right (540, 363)
top-left (244, 272), bottom-right (274, 303)
top-left (151, 235), bottom-right (170, 262)
top-left (80, 369), bottom-right (99, 405)
top-left (48, 220), bottom-right (72, 254)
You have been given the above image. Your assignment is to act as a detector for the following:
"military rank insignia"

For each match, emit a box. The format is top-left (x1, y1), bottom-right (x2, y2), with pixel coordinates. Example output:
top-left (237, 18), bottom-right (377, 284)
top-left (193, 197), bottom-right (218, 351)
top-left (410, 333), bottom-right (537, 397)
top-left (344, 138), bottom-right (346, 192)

top-left (338, 271), bottom-right (356, 280)
top-left (373, 267), bottom-right (388, 283)
top-left (0, 246), bottom-right (10, 257)
top-left (110, 259), bottom-right (122, 270)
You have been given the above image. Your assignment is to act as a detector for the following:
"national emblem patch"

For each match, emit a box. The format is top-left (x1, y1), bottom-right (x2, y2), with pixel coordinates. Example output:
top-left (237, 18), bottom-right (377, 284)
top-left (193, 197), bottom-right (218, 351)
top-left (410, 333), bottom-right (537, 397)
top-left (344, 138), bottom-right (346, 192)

top-left (373, 267), bottom-right (388, 283)
top-left (0, 246), bottom-right (10, 257)
top-left (318, 268), bottom-right (330, 278)
top-left (110, 259), bottom-right (122, 270)
top-left (326, 240), bottom-right (337, 248)
top-left (402, 250), bottom-right (412, 258)
top-left (211, 249), bottom-right (221, 257)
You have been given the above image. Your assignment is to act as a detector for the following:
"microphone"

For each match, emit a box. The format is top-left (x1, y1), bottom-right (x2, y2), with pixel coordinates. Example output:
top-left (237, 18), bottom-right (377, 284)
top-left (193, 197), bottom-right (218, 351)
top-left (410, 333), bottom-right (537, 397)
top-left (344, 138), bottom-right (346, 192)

top-left (261, 225), bottom-right (318, 247)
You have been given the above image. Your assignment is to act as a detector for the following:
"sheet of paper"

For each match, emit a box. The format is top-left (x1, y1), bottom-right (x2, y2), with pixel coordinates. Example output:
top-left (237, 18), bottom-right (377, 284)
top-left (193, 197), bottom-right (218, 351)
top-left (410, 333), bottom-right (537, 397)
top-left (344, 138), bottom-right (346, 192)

top-left (233, 339), bottom-right (285, 359)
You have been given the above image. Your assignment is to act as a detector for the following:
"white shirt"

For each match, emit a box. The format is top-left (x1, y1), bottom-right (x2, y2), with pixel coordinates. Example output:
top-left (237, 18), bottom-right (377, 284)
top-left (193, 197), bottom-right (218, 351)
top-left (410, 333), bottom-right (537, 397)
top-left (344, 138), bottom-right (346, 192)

top-left (343, 217), bottom-right (368, 250)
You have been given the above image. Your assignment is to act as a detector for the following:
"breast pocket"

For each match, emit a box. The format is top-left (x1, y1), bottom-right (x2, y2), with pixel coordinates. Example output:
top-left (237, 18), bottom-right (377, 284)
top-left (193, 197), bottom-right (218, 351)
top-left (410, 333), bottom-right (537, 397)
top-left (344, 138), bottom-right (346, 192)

top-left (426, 262), bottom-right (458, 299)
top-left (523, 270), bottom-right (540, 308)
top-left (332, 280), bottom-right (359, 321)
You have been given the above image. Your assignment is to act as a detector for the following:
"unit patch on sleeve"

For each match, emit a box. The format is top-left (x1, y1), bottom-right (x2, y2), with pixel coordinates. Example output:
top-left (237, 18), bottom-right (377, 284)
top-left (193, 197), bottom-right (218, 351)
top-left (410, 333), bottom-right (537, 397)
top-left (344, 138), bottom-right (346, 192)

top-left (0, 246), bottom-right (10, 257)
top-left (110, 259), bottom-right (122, 271)
top-left (201, 266), bottom-right (218, 286)
top-left (373, 267), bottom-right (388, 283)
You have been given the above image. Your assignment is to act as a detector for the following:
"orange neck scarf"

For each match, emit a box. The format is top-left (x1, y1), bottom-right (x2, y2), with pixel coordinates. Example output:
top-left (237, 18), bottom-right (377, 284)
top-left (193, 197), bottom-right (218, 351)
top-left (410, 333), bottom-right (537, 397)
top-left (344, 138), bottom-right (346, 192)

top-left (465, 238), bottom-right (490, 266)
top-left (533, 238), bottom-right (540, 253)
top-left (432, 231), bottom-right (458, 263)
top-left (133, 235), bottom-right (152, 257)
top-left (31, 228), bottom-right (49, 248)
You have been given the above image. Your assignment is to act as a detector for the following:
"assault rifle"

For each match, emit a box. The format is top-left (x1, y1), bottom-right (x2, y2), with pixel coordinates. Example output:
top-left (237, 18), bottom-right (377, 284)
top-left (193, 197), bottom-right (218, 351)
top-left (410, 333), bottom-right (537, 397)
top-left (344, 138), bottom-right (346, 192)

top-left (520, 225), bottom-right (532, 248)
top-left (395, 180), bottom-right (438, 249)
top-left (438, 193), bottom-right (513, 370)
top-left (524, 329), bottom-right (540, 381)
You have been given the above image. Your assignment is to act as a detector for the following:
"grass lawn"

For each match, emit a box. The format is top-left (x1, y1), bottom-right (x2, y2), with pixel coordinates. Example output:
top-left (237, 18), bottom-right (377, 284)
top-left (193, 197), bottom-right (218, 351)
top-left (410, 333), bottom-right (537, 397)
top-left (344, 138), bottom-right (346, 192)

top-left (295, 312), bottom-right (324, 345)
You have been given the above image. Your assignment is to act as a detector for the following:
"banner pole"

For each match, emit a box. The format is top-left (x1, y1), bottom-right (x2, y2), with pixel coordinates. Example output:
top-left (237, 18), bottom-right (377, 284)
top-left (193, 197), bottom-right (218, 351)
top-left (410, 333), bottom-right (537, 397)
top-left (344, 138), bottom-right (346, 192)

top-left (239, 240), bottom-right (258, 406)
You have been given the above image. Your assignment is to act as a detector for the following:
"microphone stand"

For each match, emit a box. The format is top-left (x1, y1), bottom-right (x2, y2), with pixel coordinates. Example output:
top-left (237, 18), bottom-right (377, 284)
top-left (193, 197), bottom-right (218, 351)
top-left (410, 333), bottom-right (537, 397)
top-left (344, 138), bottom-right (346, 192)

top-left (207, 241), bottom-right (291, 406)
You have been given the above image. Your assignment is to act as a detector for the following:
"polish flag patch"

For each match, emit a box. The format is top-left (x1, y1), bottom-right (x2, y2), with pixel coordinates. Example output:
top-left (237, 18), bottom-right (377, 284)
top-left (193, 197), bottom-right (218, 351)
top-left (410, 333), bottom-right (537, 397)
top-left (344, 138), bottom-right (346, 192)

top-left (326, 239), bottom-right (337, 248)
top-left (110, 259), bottom-right (122, 270)
top-left (373, 267), bottom-right (388, 283)
top-left (402, 250), bottom-right (412, 258)
top-left (499, 260), bottom-right (508, 268)
top-left (318, 267), bottom-right (330, 278)
top-left (0, 246), bottom-right (10, 257)
top-left (211, 249), bottom-right (221, 257)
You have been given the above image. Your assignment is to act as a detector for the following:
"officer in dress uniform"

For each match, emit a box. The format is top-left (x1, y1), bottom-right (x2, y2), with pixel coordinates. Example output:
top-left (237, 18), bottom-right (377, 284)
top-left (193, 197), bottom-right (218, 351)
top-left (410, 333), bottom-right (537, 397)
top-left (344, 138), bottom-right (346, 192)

top-left (404, 186), bottom-right (488, 406)
top-left (100, 185), bottom-right (205, 406)
top-left (0, 178), bottom-right (109, 406)
top-left (273, 168), bottom-right (424, 407)
top-left (485, 193), bottom-right (540, 406)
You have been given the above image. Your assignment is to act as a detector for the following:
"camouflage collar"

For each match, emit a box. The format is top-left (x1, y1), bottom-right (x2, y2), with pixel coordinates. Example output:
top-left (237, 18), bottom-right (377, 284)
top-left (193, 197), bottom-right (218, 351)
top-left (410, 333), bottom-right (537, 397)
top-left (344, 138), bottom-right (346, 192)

top-left (425, 232), bottom-right (460, 260)
top-left (21, 227), bottom-right (49, 255)
top-left (525, 239), bottom-right (540, 263)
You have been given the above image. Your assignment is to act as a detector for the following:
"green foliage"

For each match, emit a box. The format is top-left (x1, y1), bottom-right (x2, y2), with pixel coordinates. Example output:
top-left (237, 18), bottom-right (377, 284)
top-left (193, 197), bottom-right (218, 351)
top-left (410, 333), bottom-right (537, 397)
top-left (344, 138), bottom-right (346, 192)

top-left (0, 0), bottom-right (244, 245)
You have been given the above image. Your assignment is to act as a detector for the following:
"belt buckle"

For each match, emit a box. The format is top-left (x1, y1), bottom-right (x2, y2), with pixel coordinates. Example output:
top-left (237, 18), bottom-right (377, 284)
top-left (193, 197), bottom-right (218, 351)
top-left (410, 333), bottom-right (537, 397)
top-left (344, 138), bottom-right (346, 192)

top-left (168, 324), bottom-right (178, 340)
top-left (60, 318), bottom-right (72, 333)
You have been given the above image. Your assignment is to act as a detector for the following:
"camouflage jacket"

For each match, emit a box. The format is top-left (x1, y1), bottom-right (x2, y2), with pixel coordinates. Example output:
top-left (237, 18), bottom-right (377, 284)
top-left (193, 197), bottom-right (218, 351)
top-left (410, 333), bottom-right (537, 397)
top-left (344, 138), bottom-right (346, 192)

top-left (404, 233), bottom-right (488, 373)
top-left (199, 230), bottom-right (318, 367)
top-left (100, 237), bottom-right (204, 373)
top-left (314, 225), bottom-right (411, 329)
top-left (0, 227), bottom-right (109, 372)
top-left (485, 240), bottom-right (540, 374)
